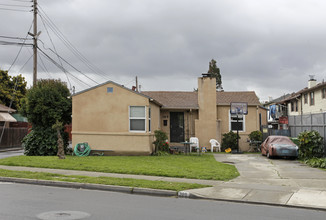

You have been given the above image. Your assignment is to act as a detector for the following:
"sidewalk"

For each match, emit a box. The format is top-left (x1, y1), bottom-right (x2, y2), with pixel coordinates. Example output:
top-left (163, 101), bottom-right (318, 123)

top-left (0, 153), bottom-right (326, 211)
top-left (184, 154), bottom-right (326, 210)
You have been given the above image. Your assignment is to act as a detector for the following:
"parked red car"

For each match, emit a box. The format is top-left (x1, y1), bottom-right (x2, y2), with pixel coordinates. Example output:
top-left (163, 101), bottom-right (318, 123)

top-left (261, 136), bottom-right (298, 159)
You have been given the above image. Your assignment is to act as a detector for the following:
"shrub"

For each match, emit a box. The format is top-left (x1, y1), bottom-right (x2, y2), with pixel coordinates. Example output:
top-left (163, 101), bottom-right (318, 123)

top-left (290, 137), bottom-right (300, 146)
top-left (221, 131), bottom-right (240, 151)
top-left (23, 127), bottom-right (69, 156)
top-left (153, 130), bottom-right (169, 152)
top-left (21, 79), bottom-right (71, 128)
top-left (298, 130), bottom-right (324, 159)
top-left (304, 158), bottom-right (326, 169)
top-left (248, 130), bottom-right (262, 142)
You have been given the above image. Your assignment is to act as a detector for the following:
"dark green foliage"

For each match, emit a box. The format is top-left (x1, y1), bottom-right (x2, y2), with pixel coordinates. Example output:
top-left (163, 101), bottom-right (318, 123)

top-left (207, 59), bottom-right (222, 90)
top-left (304, 158), bottom-right (326, 169)
top-left (298, 130), bottom-right (324, 159)
top-left (0, 69), bottom-right (27, 110)
top-left (20, 79), bottom-right (71, 156)
top-left (221, 131), bottom-right (240, 151)
top-left (290, 137), bottom-right (300, 146)
top-left (21, 79), bottom-right (71, 127)
top-left (153, 130), bottom-right (169, 152)
top-left (23, 127), bottom-right (68, 156)
top-left (249, 130), bottom-right (262, 142)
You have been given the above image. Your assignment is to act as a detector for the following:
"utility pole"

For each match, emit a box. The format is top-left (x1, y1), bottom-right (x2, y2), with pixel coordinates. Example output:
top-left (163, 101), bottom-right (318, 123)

top-left (33, 0), bottom-right (38, 86)
top-left (136, 76), bottom-right (138, 92)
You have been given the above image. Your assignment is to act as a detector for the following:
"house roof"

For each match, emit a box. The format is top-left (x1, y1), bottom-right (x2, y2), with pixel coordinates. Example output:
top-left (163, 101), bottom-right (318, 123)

top-left (264, 94), bottom-right (292, 106)
top-left (72, 80), bottom-right (162, 106)
top-left (142, 91), bottom-right (261, 109)
top-left (142, 91), bottom-right (198, 109)
top-left (216, 91), bottom-right (260, 105)
top-left (281, 81), bottom-right (326, 103)
top-left (0, 103), bottom-right (16, 113)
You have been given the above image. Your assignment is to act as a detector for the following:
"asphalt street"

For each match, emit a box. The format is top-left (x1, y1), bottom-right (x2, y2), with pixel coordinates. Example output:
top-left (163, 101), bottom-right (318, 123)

top-left (0, 149), bottom-right (23, 159)
top-left (0, 183), bottom-right (325, 220)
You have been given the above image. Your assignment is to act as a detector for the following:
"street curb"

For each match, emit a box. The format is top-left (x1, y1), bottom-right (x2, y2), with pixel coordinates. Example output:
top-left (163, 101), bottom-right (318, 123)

top-left (0, 147), bottom-right (23, 153)
top-left (0, 177), bottom-right (177, 197)
top-left (182, 192), bottom-right (326, 212)
top-left (1, 176), bottom-right (325, 212)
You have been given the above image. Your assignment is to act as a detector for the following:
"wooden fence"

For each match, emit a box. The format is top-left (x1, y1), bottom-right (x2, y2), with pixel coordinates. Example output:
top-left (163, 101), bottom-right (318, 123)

top-left (0, 127), bottom-right (28, 149)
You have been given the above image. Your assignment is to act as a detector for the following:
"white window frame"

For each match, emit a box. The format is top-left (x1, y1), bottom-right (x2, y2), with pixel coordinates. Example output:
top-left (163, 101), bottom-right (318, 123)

top-left (229, 112), bottom-right (246, 132)
top-left (148, 107), bottom-right (151, 132)
top-left (129, 106), bottom-right (146, 132)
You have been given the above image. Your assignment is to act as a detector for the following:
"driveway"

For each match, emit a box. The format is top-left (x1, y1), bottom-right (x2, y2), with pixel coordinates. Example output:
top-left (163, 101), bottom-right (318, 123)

top-left (186, 154), bottom-right (326, 209)
top-left (216, 154), bottom-right (326, 189)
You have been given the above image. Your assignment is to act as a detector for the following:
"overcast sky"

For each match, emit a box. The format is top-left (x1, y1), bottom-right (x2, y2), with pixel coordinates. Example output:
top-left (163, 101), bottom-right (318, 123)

top-left (1, 0), bottom-right (326, 101)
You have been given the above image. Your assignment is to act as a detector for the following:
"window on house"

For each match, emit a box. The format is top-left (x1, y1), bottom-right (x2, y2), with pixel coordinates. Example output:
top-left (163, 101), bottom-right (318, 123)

top-left (107, 87), bottom-right (113, 93)
top-left (310, 92), bottom-right (315, 105)
top-left (304, 94), bottom-right (308, 104)
top-left (291, 101), bottom-right (294, 112)
top-left (295, 100), bottom-right (298, 112)
top-left (229, 113), bottom-right (245, 132)
top-left (322, 88), bottom-right (326, 99)
top-left (129, 106), bottom-right (146, 132)
top-left (148, 107), bottom-right (151, 132)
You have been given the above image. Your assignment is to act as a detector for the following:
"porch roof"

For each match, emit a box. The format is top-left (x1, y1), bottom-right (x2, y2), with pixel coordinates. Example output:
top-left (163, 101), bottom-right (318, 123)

top-left (0, 104), bottom-right (16, 113)
top-left (142, 91), bottom-right (260, 109)
top-left (142, 91), bottom-right (198, 109)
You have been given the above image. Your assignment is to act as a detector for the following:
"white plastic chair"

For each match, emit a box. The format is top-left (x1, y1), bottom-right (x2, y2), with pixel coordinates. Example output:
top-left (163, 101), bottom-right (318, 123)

top-left (189, 137), bottom-right (199, 152)
top-left (209, 139), bottom-right (221, 152)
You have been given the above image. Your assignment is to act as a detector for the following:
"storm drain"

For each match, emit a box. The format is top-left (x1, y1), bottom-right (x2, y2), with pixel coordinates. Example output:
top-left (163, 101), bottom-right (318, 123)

top-left (37, 211), bottom-right (90, 220)
top-left (221, 161), bottom-right (235, 164)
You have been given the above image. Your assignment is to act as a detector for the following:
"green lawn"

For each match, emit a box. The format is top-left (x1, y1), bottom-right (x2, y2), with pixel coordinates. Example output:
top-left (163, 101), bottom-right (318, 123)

top-left (0, 169), bottom-right (209, 191)
top-left (0, 154), bottom-right (239, 181)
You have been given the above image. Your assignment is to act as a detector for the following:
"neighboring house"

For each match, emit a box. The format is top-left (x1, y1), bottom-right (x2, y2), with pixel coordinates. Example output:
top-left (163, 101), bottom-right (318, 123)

top-left (281, 77), bottom-right (326, 116)
top-left (280, 77), bottom-right (326, 147)
top-left (0, 104), bottom-right (17, 128)
top-left (72, 75), bottom-right (267, 155)
top-left (263, 94), bottom-right (291, 129)
top-left (0, 104), bottom-right (28, 149)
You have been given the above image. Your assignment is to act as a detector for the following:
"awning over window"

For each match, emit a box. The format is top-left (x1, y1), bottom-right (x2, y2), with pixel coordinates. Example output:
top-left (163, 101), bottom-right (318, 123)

top-left (0, 112), bottom-right (17, 122)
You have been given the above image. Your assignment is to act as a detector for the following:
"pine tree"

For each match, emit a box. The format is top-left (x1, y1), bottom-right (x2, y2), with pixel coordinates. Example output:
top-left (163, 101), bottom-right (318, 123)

top-left (207, 59), bottom-right (222, 90)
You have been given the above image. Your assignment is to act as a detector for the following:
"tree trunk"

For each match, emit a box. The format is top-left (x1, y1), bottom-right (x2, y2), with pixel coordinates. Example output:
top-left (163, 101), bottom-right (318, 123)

top-left (56, 128), bottom-right (65, 159)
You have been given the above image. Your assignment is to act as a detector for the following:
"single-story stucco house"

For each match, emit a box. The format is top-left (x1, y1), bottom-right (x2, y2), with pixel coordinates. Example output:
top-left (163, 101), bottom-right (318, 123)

top-left (72, 75), bottom-right (267, 155)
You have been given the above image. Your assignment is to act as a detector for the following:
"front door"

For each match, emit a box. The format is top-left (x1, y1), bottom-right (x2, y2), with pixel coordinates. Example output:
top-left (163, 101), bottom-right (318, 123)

top-left (170, 112), bottom-right (184, 142)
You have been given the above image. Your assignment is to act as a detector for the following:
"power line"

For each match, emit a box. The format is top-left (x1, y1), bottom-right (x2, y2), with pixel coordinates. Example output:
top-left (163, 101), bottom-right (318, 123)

top-left (37, 48), bottom-right (93, 88)
top-left (38, 45), bottom-right (99, 85)
top-left (7, 21), bottom-right (33, 73)
top-left (5, 0), bottom-right (31, 2)
top-left (38, 5), bottom-right (109, 80)
top-left (0, 3), bottom-right (32, 7)
top-left (0, 7), bottom-right (30, 12)
top-left (0, 40), bottom-right (33, 46)
top-left (39, 13), bottom-right (72, 89)
top-left (18, 53), bottom-right (33, 73)
top-left (0, 35), bottom-right (33, 41)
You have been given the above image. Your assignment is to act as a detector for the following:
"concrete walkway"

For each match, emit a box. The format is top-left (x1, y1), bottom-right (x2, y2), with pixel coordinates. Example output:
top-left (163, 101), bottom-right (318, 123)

top-left (185, 154), bottom-right (326, 210)
top-left (0, 152), bottom-right (326, 210)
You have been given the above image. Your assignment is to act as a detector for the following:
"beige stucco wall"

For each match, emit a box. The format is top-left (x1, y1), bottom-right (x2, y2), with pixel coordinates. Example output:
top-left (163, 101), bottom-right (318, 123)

top-left (287, 100), bottom-right (302, 116)
top-left (302, 89), bottom-right (326, 114)
top-left (218, 105), bottom-right (267, 151)
top-left (160, 109), bottom-right (198, 145)
top-left (195, 77), bottom-right (218, 148)
top-left (72, 82), bottom-right (160, 155)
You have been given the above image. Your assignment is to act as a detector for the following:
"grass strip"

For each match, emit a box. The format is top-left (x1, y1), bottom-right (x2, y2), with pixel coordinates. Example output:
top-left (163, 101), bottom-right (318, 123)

top-left (0, 169), bottom-right (210, 191)
top-left (0, 154), bottom-right (239, 181)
